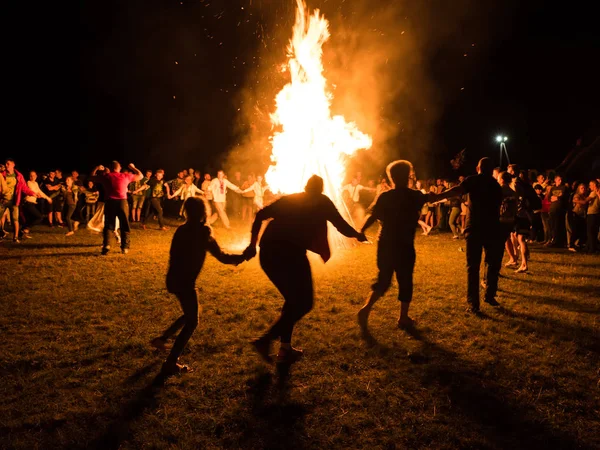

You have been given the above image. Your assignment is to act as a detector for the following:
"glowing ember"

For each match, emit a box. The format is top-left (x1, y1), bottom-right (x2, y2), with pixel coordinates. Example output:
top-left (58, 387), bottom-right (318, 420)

top-left (265, 0), bottom-right (372, 205)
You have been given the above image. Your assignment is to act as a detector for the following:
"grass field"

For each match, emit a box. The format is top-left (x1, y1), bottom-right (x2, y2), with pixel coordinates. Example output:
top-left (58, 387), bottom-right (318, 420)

top-left (1, 220), bottom-right (599, 449)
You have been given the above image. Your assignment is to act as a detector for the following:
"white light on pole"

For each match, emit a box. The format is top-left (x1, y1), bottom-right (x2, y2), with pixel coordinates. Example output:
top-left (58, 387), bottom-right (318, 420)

top-left (496, 134), bottom-right (509, 168)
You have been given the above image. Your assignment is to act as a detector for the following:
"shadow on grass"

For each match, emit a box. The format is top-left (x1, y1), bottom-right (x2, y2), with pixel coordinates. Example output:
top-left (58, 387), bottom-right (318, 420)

top-left (91, 365), bottom-right (166, 449)
top-left (386, 326), bottom-right (584, 449)
top-left (502, 286), bottom-right (600, 314)
top-left (495, 308), bottom-right (600, 353)
top-left (238, 364), bottom-right (309, 449)
top-left (1, 251), bottom-right (101, 260)
top-left (17, 243), bottom-right (99, 249)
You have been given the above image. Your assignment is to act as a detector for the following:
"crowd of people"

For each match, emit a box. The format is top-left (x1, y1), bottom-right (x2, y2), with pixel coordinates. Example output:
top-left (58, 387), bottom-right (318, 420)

top-left (1, 155), bottom-right (598, 376)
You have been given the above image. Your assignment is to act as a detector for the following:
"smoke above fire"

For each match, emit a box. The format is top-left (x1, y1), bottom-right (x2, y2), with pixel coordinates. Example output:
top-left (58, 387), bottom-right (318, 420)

top-left (224, 0), bottom-right (506, 182)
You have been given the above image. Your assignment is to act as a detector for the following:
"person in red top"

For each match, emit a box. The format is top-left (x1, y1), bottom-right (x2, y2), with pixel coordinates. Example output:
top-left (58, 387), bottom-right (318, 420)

top-left (243, 175), bottom-right (367, 364)
top-left (91, 161), bottom-right (142, 254)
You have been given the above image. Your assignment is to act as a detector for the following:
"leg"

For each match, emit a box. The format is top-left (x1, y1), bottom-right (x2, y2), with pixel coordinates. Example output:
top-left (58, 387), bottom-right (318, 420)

top-left (483, 235), bottom-right (503, 305)
top-left (116, 200), bottom-right (131, 250)
top-left (449, 207), bottom-right (460, 237)
top-left (103, 200), bottom-right (117, 251)
top-left (214, 202), bottom-right (230, 228)
top-left (164, 289), bottom-right (199, 370)
top-left (11, 204), bottom-right (20, 240)
top-left (465, 233), bottom-right (483, 311)
top-left (395, 246), bottom-right (416, 327)
top-left (358, 247), bottom-right (394, 328)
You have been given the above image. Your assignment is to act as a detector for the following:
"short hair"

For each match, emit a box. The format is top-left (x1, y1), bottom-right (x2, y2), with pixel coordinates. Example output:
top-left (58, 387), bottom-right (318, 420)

top-left (156, 169), bottom-right (165, 174)
top-left (508, 163), bottom-right (519, 173)
top-left (499, 171), bottom-right (512, 184)
top-left (477, 157), bottom-right (494, 175)
top-left (183, 197), bottom-right (207, 223)
top-left (5, 158), bottom-right (15, 164)
top-left (533, 184), bottom-right (543, 190)
top-left (111, 161), bottom-right (121, 171)
top-left (305, 175), bottom-right (324, 194)
top-left (386, 160), bottom-right (413, 187)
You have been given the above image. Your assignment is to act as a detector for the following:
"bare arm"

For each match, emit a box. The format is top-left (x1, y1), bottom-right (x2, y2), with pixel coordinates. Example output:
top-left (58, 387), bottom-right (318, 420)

top-left (128, 163), bottom-right (143, 182)
top-left (429, 185), bottom-right (465, 203)
top-left (207, 237), bottom-right (245, 265)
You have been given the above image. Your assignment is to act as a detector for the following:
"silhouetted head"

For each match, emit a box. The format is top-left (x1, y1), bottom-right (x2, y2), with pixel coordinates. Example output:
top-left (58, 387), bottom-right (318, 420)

top-left (183, 197), bottom-right (207, 223)
top-left (386, 160), bottom-right (413, 188)
top-left (111, 161), bottom-right (121, 172)
top-left (499, 171), bottom-right (512, 186)
top-left (476, 157), bottom-right (493, 175)
top-left (304, 175), bottom-right (324, 195)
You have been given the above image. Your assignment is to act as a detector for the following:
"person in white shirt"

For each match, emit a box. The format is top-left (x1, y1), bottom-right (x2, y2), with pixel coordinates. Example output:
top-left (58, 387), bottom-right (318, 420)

top-left (23, 171), bottom-right (52, 235)
top-left (168, 176), bottom-right (204, 217)
top-left (342, 177), bottom-right (375, 223)
top-left (242, 175), bottom-right (270, 211)
top-left (208, 170), bottom-right (242, 229)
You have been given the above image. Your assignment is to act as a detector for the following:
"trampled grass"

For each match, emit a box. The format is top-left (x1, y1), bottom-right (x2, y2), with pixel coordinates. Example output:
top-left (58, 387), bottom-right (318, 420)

top-left (1, 221), bottom-right (599, 449)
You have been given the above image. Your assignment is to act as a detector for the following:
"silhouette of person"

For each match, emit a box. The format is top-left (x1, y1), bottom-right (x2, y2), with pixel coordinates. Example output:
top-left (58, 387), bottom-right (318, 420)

top-left (434, 157), bottom-right (504, 313)
top-left (243, 175), bottom-right (367, 364)
top-left (358, 160), bottom-right (436, 330)
top-left (151, 197), bottom-right (245, 376)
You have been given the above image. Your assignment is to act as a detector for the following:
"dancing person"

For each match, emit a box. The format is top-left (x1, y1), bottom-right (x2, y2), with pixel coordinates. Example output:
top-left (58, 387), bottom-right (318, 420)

top-left (358, 161), bottom-right (442, 330)
top-left (0, 159), bottom-right (40, 243)
top-left (447, 182), bottom-right (462, 239)
top-left (585, 179), bottom-right (599, 253)
top-left (244, 175), bottom-right (367, 364)
top-left (62, 176), bottom-right (80, 236)
top-left (129, 176), bottom-right (147, 223)
top-left (23, 171), bottom-right (52, 236)
top-left (168, 175), bottom-right (204, 217)
top-left (498, 172), bottom-right (519, 268)
top-left (150, 197), bottom-right (245, 376)
top-left (208, 170), bottom-right (242, 229)
top-left (83, 180), bottom-right (99, 223)
top-left (434, 157), bottom-right (504, 313)
top-left (568, 183), bottom-right (588, 251)
top-left (511, 166), bottom-right (541, 273)
top-left (242, 174), bottom-right (270, 211)
top-left (240, 174), bottom-right (256, 222)
top-left (142, 169), bottom-right (170, 231)
top-left (342, 176), bottom-right (376, 223)
top-left (43, 170), bottom-right (63, 227)
top-left (415, 180), bottom-right (432, 235)
top-left (91, 161), bottom-right (143, 254)
top-left (546, 174), bottom-right (568, 247)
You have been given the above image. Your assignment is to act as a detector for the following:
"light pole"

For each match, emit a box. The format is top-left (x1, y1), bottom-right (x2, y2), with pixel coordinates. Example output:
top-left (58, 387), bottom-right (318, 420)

top-left (496, 135), bottom-right (509, 168)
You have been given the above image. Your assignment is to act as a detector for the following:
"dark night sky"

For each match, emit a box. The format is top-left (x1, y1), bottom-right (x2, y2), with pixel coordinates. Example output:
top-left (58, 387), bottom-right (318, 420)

top-left (22, 1), bottom-right (600, 176)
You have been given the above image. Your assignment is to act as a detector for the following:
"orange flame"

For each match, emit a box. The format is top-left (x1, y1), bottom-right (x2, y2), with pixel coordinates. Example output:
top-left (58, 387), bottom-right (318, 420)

top-left (265, 0), bottom-right (372, 203)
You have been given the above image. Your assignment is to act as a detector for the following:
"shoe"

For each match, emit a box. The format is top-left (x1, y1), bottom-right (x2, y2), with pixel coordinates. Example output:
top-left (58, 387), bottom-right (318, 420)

top-left (65, 231), bottom-right (74, 237)
top-left (466, 305), bottom-right (480, 314)
top-left (101, 246), bottom-right (110, 255)
top-left (250, 338), bottom-right (273, 364)
top-left (121, 248), bottom-right (129, 255)
top-left (515, 266), bottom-right (528, 273)
top-left (397, 317), bottom-right (415, 330)
top-left (150, 337), bottom-right (171, 352)
top-left (276, 347), bottom-right (304, 364)
top-left (484, 298), bottom-right (500, 307)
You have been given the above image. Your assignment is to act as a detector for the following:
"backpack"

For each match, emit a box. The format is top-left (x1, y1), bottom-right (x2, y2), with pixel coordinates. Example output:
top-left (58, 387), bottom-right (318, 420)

top-left (500, 195), bottom-right (518, 225)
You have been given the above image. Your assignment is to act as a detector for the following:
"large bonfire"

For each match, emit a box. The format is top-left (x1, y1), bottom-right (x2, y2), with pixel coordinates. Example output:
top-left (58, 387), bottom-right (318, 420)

top-left (265, 0), bottom-right (372, 211)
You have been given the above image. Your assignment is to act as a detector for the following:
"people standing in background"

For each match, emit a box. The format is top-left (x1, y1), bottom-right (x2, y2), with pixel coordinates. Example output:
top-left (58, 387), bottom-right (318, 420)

top-left (62, 176), bottom-right (80, 237)
top-left (82, 180), bottom-right (99, 223)
top-left (585, 179), bottom-right (599, 253)
top-left (22, 171), bottom-right (52, 236)
top-left (546, 174), bottom-right (568, 247)
top-left (142, 169), bottom-right (170, 231)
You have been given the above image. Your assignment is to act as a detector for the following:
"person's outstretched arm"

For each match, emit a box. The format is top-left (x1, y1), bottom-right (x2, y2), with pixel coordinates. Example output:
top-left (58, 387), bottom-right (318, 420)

top-left (360, 214), bottom-right (378, 234)
top-left (207, 236), bottom-right (245, 265)
top-left (325, 199), bottom-right (367, 241)
top-left (430, 185), bottom-right (465, 203)
top-left (243, 201), bottom-right (278, 259)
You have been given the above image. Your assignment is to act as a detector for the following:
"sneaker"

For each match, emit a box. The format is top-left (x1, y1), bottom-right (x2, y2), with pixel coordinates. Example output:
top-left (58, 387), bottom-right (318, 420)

top-left (250, 338), bottom-right (273, 364)
top-left (276, 347), bottom-right (303, 364)
top-left (101, 246), bottom-right (110, 255)
top-left (484, 297), bottom-right (500, 307)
